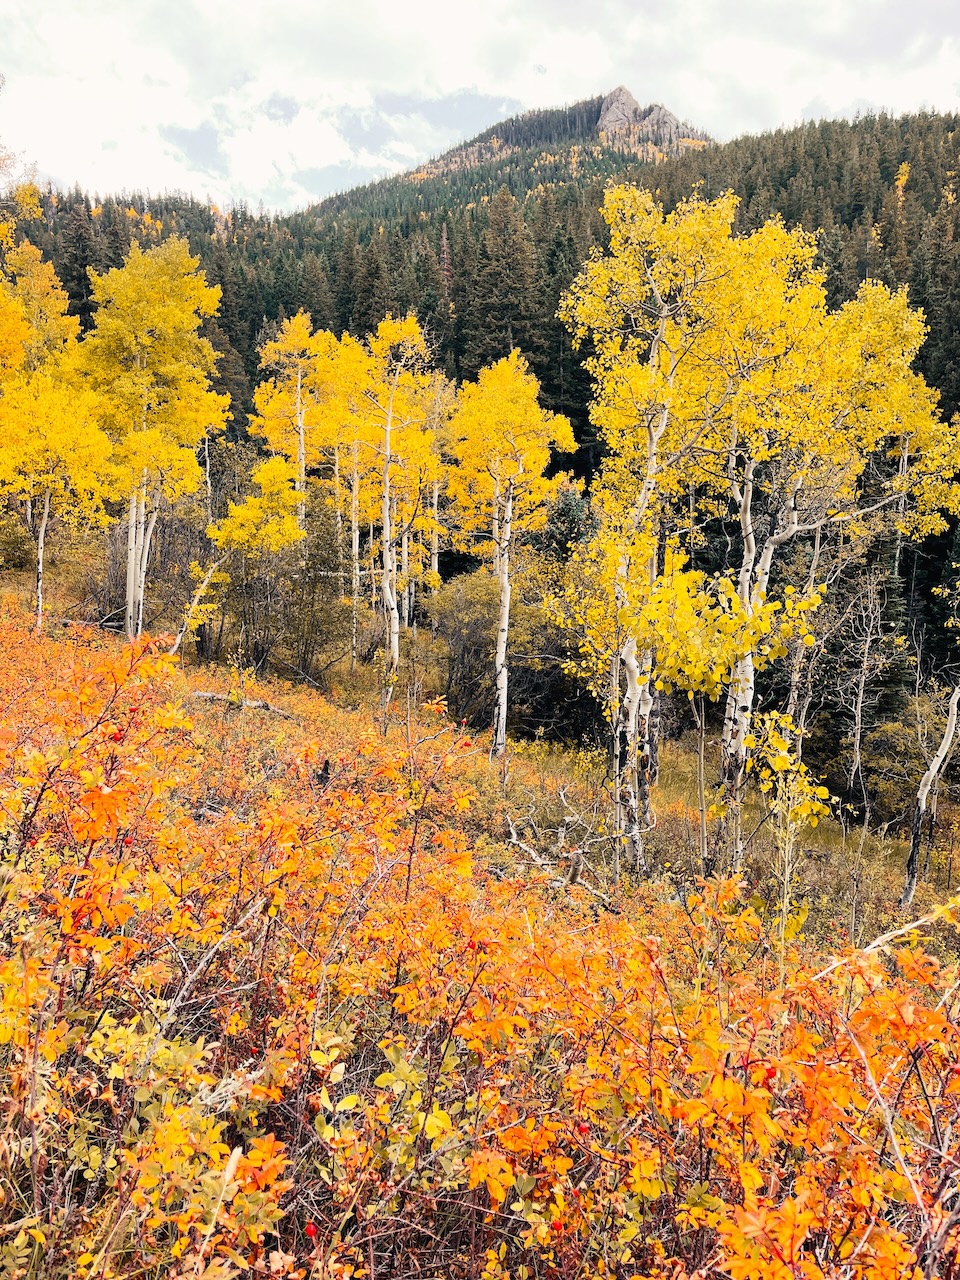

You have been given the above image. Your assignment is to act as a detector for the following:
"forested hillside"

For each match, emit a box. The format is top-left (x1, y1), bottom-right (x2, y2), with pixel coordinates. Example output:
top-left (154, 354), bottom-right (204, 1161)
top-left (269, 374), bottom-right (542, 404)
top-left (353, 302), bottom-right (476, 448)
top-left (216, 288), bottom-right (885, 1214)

top-left (20, 101), bottom-right (960, 440)
top-left (7, 75), bottom-right (960, 1275)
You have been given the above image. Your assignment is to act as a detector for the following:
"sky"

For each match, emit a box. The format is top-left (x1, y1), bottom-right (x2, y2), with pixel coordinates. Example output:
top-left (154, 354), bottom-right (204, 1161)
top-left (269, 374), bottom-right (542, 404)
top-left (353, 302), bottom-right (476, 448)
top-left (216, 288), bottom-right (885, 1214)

top-left (1, 0), bottom-right (959, 214)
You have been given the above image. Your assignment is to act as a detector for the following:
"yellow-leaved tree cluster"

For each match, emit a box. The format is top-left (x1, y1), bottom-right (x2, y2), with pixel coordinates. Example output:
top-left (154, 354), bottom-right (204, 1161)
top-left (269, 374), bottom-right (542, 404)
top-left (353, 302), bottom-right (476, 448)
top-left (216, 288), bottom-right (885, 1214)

top-left (0, 228), bottom-right (573, 757)
top-left (3, 186), bottom-right (960, 896)
top-left (557, 186), bottom-right (960, 884)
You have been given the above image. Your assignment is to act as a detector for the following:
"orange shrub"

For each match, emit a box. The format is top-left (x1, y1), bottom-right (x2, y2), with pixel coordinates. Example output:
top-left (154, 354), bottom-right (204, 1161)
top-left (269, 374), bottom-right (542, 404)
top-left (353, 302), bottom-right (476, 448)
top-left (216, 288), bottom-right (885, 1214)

top-left (0, 609), bottom-right (959, 1279)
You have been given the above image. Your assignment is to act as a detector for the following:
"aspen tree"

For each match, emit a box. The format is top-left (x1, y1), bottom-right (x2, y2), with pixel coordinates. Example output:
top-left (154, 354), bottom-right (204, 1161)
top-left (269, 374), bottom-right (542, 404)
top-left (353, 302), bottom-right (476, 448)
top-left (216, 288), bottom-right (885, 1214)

top-left (446, 350), bottom-right (574, 756)
top-left (0, 362), bottom-right (109, 630)
top-left (363, 316), bottom-right (430, 688)
top-left (562, 186), bottom-right (954, 870)
top-left (0, 245), bottom-right (110, 630)
top-left (168, 456), bottom-right (305, 657)
top-left (80, 237), bottom-right (228, 638)
top-left (250, 311), bottom-right (338, 529)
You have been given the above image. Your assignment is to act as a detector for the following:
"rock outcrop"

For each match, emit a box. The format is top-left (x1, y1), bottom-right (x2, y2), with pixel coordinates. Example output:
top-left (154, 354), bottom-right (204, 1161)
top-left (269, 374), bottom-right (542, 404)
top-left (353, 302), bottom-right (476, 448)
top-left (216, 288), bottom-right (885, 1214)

top-left (598, 86), bottom-right (709, 150)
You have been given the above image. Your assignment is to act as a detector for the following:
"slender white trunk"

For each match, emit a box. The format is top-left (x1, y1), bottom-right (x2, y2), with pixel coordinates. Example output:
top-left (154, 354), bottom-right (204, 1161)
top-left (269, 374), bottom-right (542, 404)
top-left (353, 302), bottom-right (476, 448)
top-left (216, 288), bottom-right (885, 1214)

top-left (901, 685), bottom-right (960, 907)
top-left (401, 527), bottom-right (410, 628)
top-left (609, 650), bottom-right (622, 883)
top-left (350, 445), bottom-right (360, 672)
top-left (295, 368), bottom-right (306, 529)
top-left (719, 459), bottom-right (761, 869)
top-left (203, 435), bottom-right (213, 523)
top-left (381, 379), bottom-right (400, 679)
top-left (34, 488), bottom-right (51, 634)
top-left (369, 521), bottom-right (377, 607)
top-left (125, 490), bottom-right (138, 639)
top-left (137, 498), bottom-right (158, 638)
top-left (492, 482), bottom-right (513, 757)
top-left (848, 631), bottom-right (872, 802)
top-left (168, 556), bottom-right (225, 657)
top-left (430, 480), bottom-right (440, 582)
top-left (124, 479), bottom-right (159, 639)
top-left (333, 448), bottom-right (344, 589)
top-left (620, 634), bottom-right (643, 872)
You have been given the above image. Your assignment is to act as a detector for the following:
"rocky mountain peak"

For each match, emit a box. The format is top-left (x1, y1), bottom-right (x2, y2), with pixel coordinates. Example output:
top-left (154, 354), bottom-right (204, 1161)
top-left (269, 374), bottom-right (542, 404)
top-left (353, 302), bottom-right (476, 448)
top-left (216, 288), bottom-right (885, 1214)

top-left (598, 87), bottom-right (708, 148)
top-left (598, 86), bottom-right (644, 135)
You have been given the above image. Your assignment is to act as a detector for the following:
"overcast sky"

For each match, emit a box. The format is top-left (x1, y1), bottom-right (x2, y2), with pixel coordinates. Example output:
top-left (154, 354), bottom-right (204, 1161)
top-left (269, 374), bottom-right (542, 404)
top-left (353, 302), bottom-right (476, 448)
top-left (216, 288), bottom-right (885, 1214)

top-left (2, 0), bottom-right (958, 213)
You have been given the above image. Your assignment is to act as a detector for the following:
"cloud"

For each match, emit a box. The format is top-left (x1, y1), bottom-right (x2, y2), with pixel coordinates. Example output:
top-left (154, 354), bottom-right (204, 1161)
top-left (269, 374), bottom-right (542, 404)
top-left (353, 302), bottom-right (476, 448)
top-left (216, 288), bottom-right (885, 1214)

top-left (1, 0), bottom-right (958, 211)
top-left (160, 123), bottom-right (229, 180)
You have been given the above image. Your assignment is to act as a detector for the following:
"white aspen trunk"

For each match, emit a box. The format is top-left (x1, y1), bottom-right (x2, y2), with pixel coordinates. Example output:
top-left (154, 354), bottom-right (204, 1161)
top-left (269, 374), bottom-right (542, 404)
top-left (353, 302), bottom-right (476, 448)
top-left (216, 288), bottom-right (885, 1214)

top-left (719, 459), bottom-right (767, 870)
top-left (401, 527), bottom-right (410, 628)
top-left (695, 693), bottom-right (709, 874)
top-left (720, 468), bottom-right (803, 868)
top-left (295, 367), bottom-right (306, 529)
top-left (785, 527), bottom-right (823, 727)
top-left (168, 557), bottom-right (225, 657)
top-left (619, 634), bottom-right (644, 873)
top-left (350, 446), bottom-right (360, 673)
top-left (492, 481), bottom-right (513, 757)
top-left (848, 630), bottom-right (872, 804)
top-left (901, 684), bottom-right (960, 907)
top-left (430, 480), bottom-right (440, 583)
top-left (135, 488), bottom-right (147, 634)
top-left (369, 520), bottom-right (377, 607)
top-left (608, 331), bottom-right (675, 873)
top-left (203, 434), bottom-right (213, 523)
top-left (333, 448), bottom-right (344, 590)
top-left (381, 380), bottom-right (400, 680)
top-left (33, 488), bottom-right (51, 634)
top-left (430, 480), bottom-right (440, 640)
top-left (135, 496), bottom-right (158, 638)
top-left (609, 650), bottom-right (622, 884)
top-left (125, 489), bottom-right (139, 640)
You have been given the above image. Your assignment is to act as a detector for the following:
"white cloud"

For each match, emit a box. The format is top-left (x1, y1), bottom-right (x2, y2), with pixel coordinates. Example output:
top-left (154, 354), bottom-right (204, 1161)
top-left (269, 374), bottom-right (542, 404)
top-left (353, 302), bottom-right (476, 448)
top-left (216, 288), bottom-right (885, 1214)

top-left (1, 0), bottom-right (958, 211)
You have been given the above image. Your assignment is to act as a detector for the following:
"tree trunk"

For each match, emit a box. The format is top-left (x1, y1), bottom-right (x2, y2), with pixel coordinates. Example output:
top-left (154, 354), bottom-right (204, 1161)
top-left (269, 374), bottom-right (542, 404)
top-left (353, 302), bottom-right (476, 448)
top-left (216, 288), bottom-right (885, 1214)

top-left (401, 528), bottom-right (410, 628)
top-left (901, 684), bottom-right (960, 908)
top-left (492, 482), bottom-right (513, 758)
top-left (719, 649), bottom-right (755, 871)
top-left (609, 649), bottom-right (623, 884)
top-left (124, 479), bottom-right (159, 639)
top-left (125, 490), bottom-right (138, 639)
top-left (619, 635), bottom-right (649, 875)
top-left (33, 488), bottom-right (51, 634)
top-left (137, 497), bottom-right (158, 637)
top-left (350, 446), bottom-right (360, 673)
top-left (848, 629), bottom-right (872, 813)
top-left (380, 380), bottom-right (400, 683)
top-left (168, 557), bottom-right (226, 657)
top-left (333, 448), bottom-right (344, 591)
top-left (295, 367), bottom-right (306, 529)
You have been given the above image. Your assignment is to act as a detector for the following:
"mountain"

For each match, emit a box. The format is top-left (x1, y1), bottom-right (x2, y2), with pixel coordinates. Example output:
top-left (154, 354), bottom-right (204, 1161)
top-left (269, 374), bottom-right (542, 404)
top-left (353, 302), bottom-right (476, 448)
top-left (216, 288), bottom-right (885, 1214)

top-left (23, 96), bottom-right (960, 434)
top-left (309, 87), bottom-right (710, 230)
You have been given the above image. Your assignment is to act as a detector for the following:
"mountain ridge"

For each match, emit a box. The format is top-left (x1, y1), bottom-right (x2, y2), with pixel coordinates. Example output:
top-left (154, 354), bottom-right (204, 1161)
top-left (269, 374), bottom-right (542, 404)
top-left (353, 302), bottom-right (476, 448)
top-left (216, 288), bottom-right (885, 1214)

top-left (310, 86), bottom-right (711, 222)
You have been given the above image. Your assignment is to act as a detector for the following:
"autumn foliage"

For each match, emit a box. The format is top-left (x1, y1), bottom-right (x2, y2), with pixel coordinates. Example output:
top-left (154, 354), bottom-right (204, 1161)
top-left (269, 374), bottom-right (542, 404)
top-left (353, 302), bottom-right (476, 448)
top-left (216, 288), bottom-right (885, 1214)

top-left (0, 606), bottom-right (956, 1278)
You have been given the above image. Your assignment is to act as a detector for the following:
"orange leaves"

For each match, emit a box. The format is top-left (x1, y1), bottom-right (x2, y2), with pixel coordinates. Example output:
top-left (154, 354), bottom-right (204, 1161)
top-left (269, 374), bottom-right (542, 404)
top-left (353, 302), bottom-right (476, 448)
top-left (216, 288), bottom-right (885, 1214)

top-left (2, 610), bottom-right (960, 1278)
top-left (467, 1148), bottom-right (515, 1209)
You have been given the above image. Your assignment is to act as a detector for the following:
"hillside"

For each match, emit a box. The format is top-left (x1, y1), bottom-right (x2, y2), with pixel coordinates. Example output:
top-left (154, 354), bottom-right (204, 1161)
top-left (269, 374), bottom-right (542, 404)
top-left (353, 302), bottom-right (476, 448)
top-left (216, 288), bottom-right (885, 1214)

top-left (2, 606), bottom-right (960, 1276)
top-left (312, 86), bottom-right (711, 227)
top-left (24, 103), bottom-right (960, 434)
top-left (9, 90), bottom-right (960, 1277)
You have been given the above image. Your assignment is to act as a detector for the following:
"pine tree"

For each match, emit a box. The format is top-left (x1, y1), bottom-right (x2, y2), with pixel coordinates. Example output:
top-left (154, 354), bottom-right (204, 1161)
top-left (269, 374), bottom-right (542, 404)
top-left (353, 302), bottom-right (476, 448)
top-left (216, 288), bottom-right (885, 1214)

top-left (58, 193), bottom-right (97, 330)
top-left (459, 188), bottom-right (543, 379)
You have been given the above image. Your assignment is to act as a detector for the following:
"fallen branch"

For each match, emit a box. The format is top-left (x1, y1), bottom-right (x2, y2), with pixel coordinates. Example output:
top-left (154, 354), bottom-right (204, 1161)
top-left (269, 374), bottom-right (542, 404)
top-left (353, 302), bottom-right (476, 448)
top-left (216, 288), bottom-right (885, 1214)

top-left (189, 691), bottom-right (299, 721)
